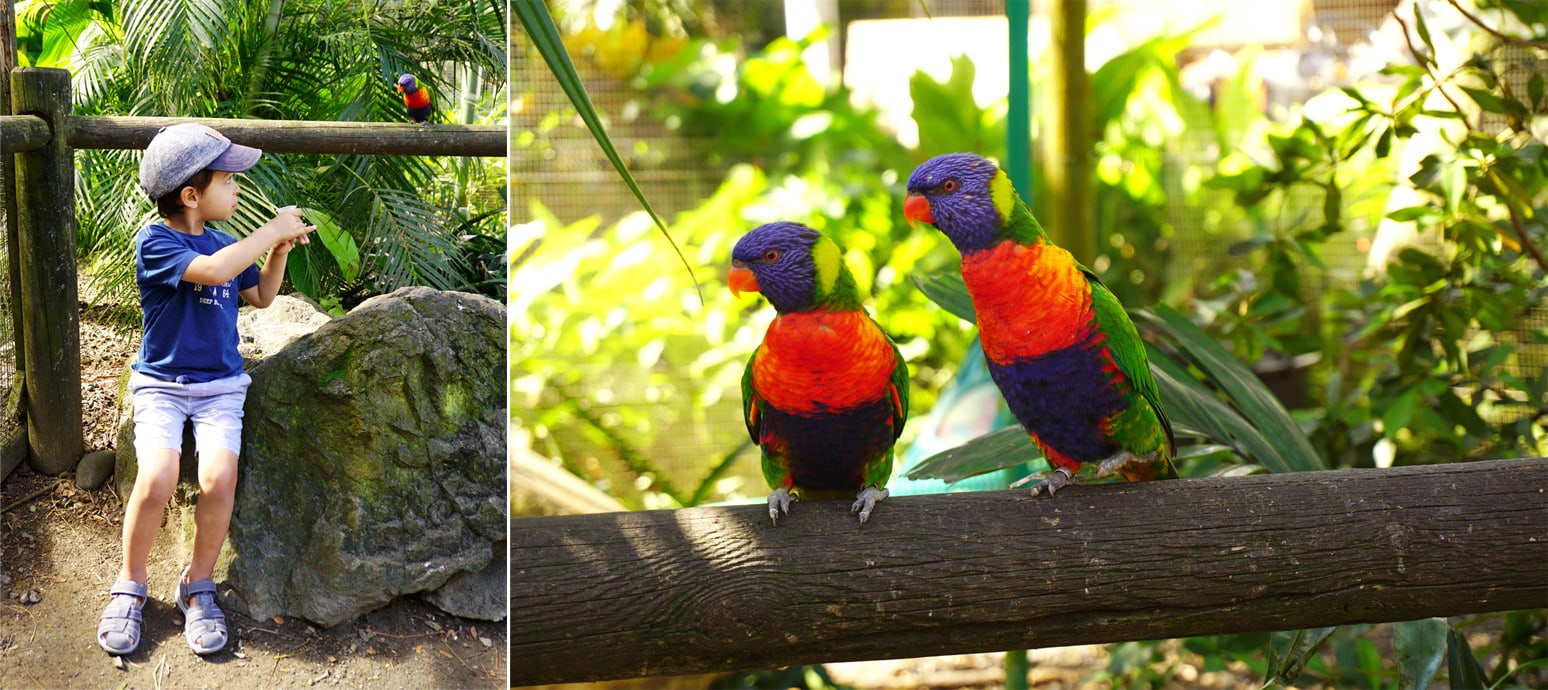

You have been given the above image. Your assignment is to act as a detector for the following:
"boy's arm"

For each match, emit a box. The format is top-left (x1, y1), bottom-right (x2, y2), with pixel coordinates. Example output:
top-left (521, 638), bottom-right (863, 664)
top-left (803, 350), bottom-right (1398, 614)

top-left (183, 211), bottom-right (311, 287)
top-left (240, 242), bottom-right (295, 308)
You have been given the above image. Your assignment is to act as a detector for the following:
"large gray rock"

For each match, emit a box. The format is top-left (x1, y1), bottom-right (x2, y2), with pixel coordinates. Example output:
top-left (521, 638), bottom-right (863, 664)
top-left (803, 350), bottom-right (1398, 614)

top-left (226, 287), bottom-right (505, 627)
top-left (115, 287), bottom-right (505, 627)
top-left (237, 293), bottom-right (334, 360)
top-left (420, 542), bottom-right (507, 621)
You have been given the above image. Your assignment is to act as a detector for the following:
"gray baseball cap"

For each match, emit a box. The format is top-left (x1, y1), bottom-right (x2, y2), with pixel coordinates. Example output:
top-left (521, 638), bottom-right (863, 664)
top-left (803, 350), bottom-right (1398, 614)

top-left (139, 123), bottom-right (262, 199)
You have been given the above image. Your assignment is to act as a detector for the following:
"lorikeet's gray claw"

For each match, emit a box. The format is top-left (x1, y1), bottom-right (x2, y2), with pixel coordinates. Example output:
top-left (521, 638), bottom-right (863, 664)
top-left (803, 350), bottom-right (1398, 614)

top-left (768, 488), bottom-right (793, 526)
top-left (851, 487), bottom-right (889, 525)
top-left (1014, 466), bottom-right (1077, 497)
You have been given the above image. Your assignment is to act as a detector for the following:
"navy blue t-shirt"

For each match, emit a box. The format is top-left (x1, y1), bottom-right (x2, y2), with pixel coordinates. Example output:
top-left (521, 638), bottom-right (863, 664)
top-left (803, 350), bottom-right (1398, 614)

top-left (132, 222), bottom-right (260, 383)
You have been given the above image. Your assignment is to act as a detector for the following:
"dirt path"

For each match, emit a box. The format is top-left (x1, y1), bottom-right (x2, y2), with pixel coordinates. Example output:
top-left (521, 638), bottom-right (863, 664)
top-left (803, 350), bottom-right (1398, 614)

top-left (0, 308), bottom-right (505, 689)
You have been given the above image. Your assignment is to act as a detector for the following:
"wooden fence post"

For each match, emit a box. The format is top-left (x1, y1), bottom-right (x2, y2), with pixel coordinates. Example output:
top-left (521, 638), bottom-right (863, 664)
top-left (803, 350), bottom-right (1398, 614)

top-left (11, 67), bottom-right (81, 474)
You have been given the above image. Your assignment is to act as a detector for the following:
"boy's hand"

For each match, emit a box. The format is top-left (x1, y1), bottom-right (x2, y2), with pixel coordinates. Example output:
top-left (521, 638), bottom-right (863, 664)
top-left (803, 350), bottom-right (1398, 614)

top-left (265, 206), bottom-right (315, 249)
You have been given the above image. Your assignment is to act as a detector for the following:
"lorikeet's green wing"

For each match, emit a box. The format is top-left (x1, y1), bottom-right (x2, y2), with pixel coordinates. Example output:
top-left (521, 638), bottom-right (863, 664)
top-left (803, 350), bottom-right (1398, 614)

top-left (742, 346), bottom-right (792, 490)
top-left (861, 316), bottom-right (910, 489)
top-left (1083, 268), bottom-right (1177, 475)
top-left (740, 347), bottom-right (761, 445)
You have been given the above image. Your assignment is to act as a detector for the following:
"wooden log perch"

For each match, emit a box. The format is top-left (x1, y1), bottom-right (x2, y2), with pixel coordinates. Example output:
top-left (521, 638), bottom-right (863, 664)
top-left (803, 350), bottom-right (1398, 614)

top-left (510, 458), bottom-right (1548, 686)
top-left (0, 114), bottom-right (49, 153)
top-left (67, 116), bottom-right (506, 157)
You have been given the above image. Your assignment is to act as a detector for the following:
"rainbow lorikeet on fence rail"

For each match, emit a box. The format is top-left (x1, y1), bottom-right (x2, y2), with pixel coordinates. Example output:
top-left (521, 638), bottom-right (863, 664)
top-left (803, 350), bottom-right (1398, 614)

top-left (730, 222), bottom-right (910, 525)
top-left (396, 74), bottom-right (432, 124)
top-left (904, 152), bottom-right (1175, 497)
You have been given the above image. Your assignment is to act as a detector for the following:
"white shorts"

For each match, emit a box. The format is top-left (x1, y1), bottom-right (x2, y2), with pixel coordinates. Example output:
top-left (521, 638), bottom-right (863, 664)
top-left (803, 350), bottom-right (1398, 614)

top-left (129, 371), bottom-right (251, 460)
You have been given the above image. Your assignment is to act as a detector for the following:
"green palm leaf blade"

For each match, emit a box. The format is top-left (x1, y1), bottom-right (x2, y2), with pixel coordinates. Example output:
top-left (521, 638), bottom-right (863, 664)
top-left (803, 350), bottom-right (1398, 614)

top-left (513, 0), bottom-right (702, 303)
top-left (1134, 306), bottom-right (1326, 472)
top-left (1393, 618), bottom-right (1448, 690)
top-left (1146, 343), bottom-right (1298, 474)
top-left (1445, 626), bottom-right (1490, 690)
top-left (905, 427), bottom-right (1047, 483)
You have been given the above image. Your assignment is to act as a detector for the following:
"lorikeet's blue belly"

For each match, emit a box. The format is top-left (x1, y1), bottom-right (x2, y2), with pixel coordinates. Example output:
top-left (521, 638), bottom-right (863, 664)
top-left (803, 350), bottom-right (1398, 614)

top-left (760, 396), bottom-right (895, 494)
top-left (986, 340), bottom-right (1126, 465)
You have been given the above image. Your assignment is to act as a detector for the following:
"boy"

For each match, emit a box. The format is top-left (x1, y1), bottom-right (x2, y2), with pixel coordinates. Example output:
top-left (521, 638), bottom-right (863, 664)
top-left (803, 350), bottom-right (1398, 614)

top-left (97, 123), bottom-right (314, 656)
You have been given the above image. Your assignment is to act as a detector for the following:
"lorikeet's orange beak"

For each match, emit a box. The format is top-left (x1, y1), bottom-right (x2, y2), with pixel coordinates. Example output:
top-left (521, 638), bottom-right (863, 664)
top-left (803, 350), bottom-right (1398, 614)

top-left (728, 263), bottom-right (760, 298)
top-left (396, 85), bottom-right (405, 95)
top-left (904, 191), bottom-right (934, 226)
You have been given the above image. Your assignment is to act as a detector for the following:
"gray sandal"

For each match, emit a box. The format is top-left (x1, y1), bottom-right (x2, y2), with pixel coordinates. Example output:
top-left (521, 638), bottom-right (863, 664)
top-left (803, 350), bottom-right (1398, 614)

top-left (97, 580), bottom-right (148, 655)
top-left (175, 568), bottom-right (228, 655)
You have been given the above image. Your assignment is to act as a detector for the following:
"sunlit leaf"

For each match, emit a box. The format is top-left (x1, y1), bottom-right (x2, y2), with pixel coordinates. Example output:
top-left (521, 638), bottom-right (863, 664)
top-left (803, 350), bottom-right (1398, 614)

top-left (904, 426), bottom-right (1047, 483)
top-left (513, 0), bottom-right (702, 304)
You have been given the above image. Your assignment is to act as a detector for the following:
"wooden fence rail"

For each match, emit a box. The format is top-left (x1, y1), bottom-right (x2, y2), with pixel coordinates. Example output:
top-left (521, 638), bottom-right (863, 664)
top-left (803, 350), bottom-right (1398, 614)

top-left (509, 458), bottom-right (1548, 686)
top-left (0, 113), bottom-right (48, 153)
top-left (3, 66), bottom-right (507, 475)
top-left (3, 114), bottom-right (506, 156)
top-left (68, 116), bottom-right (506, 156)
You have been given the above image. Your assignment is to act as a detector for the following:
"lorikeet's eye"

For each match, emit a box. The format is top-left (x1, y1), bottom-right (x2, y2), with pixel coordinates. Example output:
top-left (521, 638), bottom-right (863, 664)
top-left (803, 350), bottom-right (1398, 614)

top-left (941, 178), bottom-right (959, 193)
top-left (763, 249), bottom-right (780, 262)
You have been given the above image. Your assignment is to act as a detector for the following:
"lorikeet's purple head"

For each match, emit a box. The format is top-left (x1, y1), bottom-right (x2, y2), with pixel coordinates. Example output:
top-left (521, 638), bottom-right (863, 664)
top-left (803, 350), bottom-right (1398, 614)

top-left (396, 73), bottom-right (419, 95)
top-left (730, 222), bottom-right (858, 314)
top-left (904, 152), bottom-right (1011, 253)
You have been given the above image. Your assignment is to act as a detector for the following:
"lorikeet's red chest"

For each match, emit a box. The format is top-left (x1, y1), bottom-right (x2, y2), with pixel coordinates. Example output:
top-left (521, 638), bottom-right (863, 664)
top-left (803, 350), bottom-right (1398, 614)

top-left (753, 311), bottom-right (895, 413)
top-left (961, 240), bottom-right (1097, 364)
top-left (403, 89), bottom-right (431, 109)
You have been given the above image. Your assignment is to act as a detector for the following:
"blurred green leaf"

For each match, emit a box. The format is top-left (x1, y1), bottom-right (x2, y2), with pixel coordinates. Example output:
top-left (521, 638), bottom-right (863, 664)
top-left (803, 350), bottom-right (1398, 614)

top-left (909, 272), bottom-right (977, 323)
top-left (1394, 618), bottom-right (1447, 690)
top-left (1264, 626), bottom-right (1337, 688)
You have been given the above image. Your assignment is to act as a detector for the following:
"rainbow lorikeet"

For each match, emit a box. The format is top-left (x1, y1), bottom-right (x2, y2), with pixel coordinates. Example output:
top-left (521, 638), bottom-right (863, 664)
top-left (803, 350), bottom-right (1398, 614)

top-left (396, 74), bottom-right (432, 124)
top-left (904, 152), bottom-right (1175, 497)
top-left (730, 222), bottom-right (910, 525)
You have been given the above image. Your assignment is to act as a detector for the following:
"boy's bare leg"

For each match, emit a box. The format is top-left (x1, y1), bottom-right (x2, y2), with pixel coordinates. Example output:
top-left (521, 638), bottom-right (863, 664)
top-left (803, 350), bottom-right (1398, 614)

top-left (119, 449), bottom-right (181, 584)
top-left (184, 449), bottom-right (238, 592)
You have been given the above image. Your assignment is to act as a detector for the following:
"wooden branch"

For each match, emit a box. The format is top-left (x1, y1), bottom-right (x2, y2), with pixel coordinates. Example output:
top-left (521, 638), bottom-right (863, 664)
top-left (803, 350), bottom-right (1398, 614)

top-left (510, 458), bottom-right (1548, 685)
top-left (0, 114), bottom-right (48, 153)
top-left (67, 116), bottom-right (506, 157)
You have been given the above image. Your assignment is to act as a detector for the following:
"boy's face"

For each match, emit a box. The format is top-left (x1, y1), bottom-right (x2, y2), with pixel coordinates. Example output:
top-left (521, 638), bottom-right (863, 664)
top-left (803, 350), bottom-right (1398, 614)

top-left (190, 172), bottom-right (240, 221)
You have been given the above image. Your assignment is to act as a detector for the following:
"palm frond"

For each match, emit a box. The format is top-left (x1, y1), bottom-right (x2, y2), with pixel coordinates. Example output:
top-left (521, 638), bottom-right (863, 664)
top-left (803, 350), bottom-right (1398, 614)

top-left (358, 188), bottom-right (468, 292)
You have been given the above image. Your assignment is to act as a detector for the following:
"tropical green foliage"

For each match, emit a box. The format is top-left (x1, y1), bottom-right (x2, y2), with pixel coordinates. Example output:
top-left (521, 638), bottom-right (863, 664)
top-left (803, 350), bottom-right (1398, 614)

top-left (16, 0), bottom-right (507, 313)
top-left (1207, 0), bottom-right (1548, 469)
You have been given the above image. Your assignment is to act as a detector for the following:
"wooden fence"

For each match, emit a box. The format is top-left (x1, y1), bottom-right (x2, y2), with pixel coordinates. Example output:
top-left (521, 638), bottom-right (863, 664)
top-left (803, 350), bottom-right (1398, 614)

top-left (510, 457), bottom-right (1548, 685)
top-left (1, 66), bottom-right (506, 476)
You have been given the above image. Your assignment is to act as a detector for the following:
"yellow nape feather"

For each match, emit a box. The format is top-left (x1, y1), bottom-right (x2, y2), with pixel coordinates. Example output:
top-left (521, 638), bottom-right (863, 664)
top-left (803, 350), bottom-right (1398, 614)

top-left (812, 236), bottom-right (841, 295)
top-left (990, 171), bottom-right (1016, 225)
